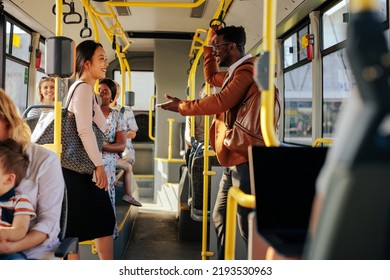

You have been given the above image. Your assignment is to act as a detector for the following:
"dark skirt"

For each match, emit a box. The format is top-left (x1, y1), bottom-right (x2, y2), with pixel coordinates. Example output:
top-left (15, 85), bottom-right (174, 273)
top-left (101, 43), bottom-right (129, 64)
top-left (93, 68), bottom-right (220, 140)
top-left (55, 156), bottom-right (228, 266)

top-left (62, 167), bottom-right (115, 242)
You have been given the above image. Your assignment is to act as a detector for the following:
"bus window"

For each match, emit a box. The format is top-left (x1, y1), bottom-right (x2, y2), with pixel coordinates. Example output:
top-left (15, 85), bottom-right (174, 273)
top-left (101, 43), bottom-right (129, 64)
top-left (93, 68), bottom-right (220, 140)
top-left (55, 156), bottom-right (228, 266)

top-left (284, 63), bottom-right (313, 145)
top-left (322, 0), bottom-right (348, 50)
top-left (5, 20), bottom-right (32, 113)
top-left (322, 49), bottom-right (355, 138)
top-left (114, 70), bottom-right (155, 111)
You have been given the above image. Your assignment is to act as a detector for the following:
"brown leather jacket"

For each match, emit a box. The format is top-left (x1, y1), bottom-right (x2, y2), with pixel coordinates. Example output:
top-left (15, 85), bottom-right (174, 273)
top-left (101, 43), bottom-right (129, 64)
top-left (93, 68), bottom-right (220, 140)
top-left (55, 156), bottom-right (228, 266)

top-left (178, 46), bottom-right (280, 167)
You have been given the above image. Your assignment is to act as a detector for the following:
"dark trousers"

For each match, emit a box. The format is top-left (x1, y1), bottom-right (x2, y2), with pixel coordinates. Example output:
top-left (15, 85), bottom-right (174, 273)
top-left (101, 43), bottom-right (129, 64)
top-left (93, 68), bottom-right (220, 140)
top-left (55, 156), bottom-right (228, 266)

top-left (212, 162), bottom-right (251, 260)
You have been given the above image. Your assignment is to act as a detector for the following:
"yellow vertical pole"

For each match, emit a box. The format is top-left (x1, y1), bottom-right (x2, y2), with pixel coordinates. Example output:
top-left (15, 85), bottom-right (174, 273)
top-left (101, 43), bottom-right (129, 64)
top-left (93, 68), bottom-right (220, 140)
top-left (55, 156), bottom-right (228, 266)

top-left (149, 96), bottom-right (156, 141)
top-left (53, 0), bottom-right (63, 157)
top-left (124, 58), bottom-right (132, 91)
top-left (167, 118), bottom-right (175, 160)
top-left (116, 47), bottom-right (126, 105)
top-left (260, 0), bottom-right (279, 147)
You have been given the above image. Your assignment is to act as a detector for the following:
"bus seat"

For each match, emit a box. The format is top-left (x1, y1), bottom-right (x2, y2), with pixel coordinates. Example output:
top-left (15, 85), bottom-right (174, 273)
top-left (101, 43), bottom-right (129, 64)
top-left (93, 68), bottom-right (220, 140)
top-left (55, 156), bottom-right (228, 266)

top-left (54, 187), bottom-right (79, 259)
top-left (248, 146), bottom-right (328, 258)
top-left (24, 116), bottom-right (40, 132)
top-left (22, 105), bottom-right (55, 132)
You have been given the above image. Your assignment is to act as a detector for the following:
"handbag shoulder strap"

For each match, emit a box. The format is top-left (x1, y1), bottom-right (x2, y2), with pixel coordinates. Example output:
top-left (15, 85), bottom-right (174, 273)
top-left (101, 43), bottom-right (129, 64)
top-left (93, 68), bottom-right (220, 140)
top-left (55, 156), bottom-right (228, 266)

top-left (64, 81), bottom-right (87, 110)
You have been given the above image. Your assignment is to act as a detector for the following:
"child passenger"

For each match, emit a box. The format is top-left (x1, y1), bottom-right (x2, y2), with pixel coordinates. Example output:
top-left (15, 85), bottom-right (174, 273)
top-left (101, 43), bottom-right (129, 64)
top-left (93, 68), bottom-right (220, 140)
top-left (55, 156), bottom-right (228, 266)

top-left (0, 139), bottom-right (35, 260)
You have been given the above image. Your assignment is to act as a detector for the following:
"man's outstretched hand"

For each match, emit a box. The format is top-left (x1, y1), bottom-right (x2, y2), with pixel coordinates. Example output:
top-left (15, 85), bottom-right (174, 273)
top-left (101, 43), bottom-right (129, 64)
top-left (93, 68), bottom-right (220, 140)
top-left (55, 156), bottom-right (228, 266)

top-left (156, 94), bottom-right (181, 113)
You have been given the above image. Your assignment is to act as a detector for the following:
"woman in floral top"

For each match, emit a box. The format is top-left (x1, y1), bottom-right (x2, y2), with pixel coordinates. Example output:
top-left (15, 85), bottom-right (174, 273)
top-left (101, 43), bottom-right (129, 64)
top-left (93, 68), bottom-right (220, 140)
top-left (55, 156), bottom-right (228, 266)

top-left (99, 79), bottom-right (127, 239)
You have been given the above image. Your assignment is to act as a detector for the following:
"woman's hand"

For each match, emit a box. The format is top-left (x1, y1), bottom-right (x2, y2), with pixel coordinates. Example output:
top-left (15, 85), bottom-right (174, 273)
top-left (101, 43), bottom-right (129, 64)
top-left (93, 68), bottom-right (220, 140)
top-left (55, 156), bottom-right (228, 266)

top-left (95, 165), bottom-right (108, 190)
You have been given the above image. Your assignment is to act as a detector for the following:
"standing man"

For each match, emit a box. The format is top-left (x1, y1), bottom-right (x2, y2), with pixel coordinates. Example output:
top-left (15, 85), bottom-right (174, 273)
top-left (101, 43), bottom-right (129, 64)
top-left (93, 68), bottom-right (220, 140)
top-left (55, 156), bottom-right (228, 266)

top-left (157, 25), bottom-right (280, 259)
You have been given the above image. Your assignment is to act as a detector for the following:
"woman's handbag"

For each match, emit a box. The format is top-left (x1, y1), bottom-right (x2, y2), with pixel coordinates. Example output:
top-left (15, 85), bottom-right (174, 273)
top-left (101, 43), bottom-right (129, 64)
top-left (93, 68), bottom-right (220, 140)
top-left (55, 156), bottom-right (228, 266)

top-left (35, 82), bottom-right (104, 174)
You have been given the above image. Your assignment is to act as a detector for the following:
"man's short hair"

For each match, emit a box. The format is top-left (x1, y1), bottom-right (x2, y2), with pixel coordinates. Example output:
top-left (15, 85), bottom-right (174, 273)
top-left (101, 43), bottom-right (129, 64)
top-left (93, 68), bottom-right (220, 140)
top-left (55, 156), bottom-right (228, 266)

top-left (216, 25), bottom-right (246, 54)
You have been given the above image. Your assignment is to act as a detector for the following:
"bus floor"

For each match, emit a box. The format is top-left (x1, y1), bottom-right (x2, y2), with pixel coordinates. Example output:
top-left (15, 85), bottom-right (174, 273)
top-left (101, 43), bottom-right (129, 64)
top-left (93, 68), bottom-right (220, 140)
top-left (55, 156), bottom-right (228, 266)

top-left (123, 199), bottom-right (202, 260)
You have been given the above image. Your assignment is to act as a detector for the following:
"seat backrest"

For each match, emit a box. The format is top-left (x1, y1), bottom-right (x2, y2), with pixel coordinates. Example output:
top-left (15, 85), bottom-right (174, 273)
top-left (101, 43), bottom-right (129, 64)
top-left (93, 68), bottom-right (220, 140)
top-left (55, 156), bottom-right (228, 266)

top-left (249, 146), bottom-right (328, 257)
top-left (24, 116), bottom-right (40, 132)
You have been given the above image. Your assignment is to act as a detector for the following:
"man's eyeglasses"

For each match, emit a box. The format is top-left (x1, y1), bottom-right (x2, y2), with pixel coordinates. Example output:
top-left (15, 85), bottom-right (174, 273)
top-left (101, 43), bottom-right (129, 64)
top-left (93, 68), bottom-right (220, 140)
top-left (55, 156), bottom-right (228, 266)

top-left (212, 42), bottom-right (233, 51)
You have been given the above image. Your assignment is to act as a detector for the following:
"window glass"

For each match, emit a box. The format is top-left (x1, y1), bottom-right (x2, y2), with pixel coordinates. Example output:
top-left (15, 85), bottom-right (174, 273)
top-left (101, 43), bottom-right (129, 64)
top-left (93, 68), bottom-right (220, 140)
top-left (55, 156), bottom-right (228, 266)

top-left (283, 33), bottom-right (298, 68)
top-left (378, 0), bottom-right (388, 22)
top-left (322, 0), bottom-right (348, 49)
top-left (284, 63), bottom-right (313, 145)
top-left (114, 71), bottom-right (155, 111)
top-left (5, 59), bottom-right (29, 114)
top-left (11, 25), bottom-right (31, 62)
top-left (298, 26), bottom-right (310, 61)
top-left (39, 41), bottom-right (46, 71)
top-left (6, 21), bottom-right (11, 54)
top-left (322, 49), bottom-right (355, 137)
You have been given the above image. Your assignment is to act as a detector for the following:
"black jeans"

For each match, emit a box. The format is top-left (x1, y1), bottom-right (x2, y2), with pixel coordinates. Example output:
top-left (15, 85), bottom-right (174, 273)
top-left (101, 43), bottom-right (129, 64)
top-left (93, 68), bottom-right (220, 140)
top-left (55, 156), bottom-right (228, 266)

top-left (212, 162), bottom-right (251, 259)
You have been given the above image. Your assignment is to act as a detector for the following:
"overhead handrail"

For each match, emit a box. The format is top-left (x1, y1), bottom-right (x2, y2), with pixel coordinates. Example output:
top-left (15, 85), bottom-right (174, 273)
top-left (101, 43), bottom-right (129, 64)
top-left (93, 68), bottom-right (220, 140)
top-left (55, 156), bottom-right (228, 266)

top-left (188, 29), bottom-right (207, 59)
top-left (225, 187), bottom-right (255, 260)
top-left (52, 0), bottom-right (71, 16)
top-left (80, 0), bottom-right (100, 42)
top-left (63, 0), bottom-right (82, 24)
top-left (80, 7), bottom-right (92, 38)
top-left (105, 0), bottom-right (206, 8)
top-left (81, 0), bottom-right (131, 53)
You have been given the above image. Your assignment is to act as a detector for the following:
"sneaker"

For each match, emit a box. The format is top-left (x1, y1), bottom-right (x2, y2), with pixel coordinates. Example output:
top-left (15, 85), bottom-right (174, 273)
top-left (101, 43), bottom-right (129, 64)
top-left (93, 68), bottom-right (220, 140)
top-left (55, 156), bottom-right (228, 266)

top-left (122, 195), bottom-right (142, 207)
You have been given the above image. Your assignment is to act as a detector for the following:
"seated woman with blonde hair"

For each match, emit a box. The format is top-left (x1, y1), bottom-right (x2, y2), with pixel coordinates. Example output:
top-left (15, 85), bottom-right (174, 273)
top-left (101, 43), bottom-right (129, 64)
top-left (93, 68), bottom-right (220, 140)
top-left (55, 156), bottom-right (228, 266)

top-left (0, 88), bottom-right (64, 259)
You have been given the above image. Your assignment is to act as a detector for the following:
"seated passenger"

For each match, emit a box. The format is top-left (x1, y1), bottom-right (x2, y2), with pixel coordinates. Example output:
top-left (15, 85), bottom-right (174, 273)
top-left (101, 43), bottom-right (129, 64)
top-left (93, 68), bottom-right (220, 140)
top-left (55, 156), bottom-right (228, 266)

top-left (0, 89), bottom-right (64, 260)
top-left (111, 82), bottom-right (142, 207)
top-left (99, 78), bottom-right (127, 239)
top-left (27, 77), bottom-right (55, 118)
top-left (0, 139), bottom-right (35, 260)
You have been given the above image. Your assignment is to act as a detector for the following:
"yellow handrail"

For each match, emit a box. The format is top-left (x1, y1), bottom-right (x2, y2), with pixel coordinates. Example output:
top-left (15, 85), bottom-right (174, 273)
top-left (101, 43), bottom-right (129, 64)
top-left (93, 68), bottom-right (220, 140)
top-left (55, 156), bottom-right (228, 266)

top-left (188, 28), bottom-right (207, 58)
top-left (149, 95), bottom-right (156, 141)
top-left (260, 0), bottom-right (279, 147)
top-left (155, 118), bottom-right (185, 163)
top-left (106, 0), bottom-right (206, 9)
top-left (225, 187), bottom-right (255, 260)
top-left (313, 137), bottom-right (333, 147)
top-left (81, 0), bottom-right (131, 53)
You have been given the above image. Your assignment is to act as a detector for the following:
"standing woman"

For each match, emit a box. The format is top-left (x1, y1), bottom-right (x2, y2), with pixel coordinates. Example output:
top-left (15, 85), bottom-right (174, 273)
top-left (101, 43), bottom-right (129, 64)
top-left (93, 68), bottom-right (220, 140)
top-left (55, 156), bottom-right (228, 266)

top-left (0, 89), bottom-right (64, 259)
top-left (99, 78), bottom-right (127, 239)
top-left (62, 40), bottom-right (115, 259)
